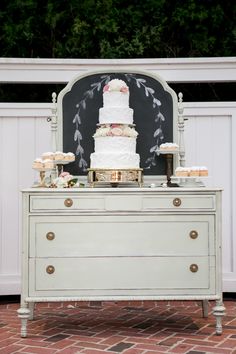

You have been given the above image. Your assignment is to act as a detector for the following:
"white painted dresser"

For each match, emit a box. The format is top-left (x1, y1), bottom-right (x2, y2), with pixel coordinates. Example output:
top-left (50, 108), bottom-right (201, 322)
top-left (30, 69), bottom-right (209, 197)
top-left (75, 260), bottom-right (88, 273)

top-left (18, 186), bottom-right (225, 337)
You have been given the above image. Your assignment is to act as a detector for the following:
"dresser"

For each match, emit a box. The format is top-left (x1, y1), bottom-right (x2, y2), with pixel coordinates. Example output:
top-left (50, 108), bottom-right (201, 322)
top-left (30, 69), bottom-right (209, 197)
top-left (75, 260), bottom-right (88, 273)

top-left (17, 187), bottom-right (225, 337)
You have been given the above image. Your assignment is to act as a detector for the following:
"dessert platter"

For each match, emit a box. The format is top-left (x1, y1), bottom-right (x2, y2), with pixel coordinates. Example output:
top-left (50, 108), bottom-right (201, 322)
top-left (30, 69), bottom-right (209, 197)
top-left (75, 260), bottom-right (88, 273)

top-left (32, 151), bottom-right (76, 187)
top-left (156, 142), bottom-right (179, 155)
top-left (88, 79), bottom-right (143, 187)
top-left (173, 166), bottom-right (209, 187)
top-left (156, 142), bottom-right (180, 187)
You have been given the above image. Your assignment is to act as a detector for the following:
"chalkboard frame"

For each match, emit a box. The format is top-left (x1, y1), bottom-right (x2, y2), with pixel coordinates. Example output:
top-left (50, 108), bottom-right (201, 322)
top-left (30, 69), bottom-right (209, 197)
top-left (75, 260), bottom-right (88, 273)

top-left (55, 69), bottom-right (180, 177)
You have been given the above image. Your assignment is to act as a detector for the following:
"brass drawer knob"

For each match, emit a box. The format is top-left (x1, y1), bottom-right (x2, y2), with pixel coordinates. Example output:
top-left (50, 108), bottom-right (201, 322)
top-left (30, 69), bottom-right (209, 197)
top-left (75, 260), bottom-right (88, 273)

top-left (173, 197), bottom-right (181, 207)
top-left (64, 198), bottom-right (73, 207)
top-left (190, 264), bottom-right (198, 273)
top-left (46, 232), bottom-right (55, 241)
top-left (189, 230), bottom-right (198, 239)
top-left (46, 265), bottom-right (55, 274)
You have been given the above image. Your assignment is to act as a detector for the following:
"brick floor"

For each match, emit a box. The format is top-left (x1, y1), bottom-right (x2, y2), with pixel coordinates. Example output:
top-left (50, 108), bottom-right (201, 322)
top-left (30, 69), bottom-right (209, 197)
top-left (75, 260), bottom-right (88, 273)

top-left (0, 300), bottom-right (236, 353)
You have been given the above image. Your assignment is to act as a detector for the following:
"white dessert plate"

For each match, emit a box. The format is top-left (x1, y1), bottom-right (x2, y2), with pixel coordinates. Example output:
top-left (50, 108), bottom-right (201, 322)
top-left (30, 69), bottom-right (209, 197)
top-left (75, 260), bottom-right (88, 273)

top-left (172, 175), bottom-right (209, 179)
top-left (156, 149), bottom-right (179, 154)
top-left (32, 167), bottom-right (53, 172)
top-left (54, 160), bottom-right (71, 165)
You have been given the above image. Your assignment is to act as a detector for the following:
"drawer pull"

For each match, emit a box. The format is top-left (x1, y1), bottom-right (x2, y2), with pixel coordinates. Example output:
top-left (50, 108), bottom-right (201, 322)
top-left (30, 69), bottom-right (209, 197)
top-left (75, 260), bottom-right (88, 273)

top-left (64, 198), bottom-right (73, 207)
top-left (190, 264), bottom-right (198, 273)
top-left (173, 197), bottom-right (181, 207)
top-left (46, 265), bottom-right (55, 274)
top-left (46, 232), bottom-right (55, 241)
top-left (189, 230), bottom-right (198, 239)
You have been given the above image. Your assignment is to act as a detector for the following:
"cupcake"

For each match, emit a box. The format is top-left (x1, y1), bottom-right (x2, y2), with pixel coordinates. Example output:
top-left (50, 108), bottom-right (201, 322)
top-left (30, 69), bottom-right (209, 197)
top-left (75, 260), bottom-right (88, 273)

top-left (32, 158), bottom-right (44, 169)
top-left (42, 152), bottom-right (54, 160)
top-left (175, 167), bottom-right (189, 177)
top-left (43, 159), bottom-right (54, 169)
top-left (199, 166), bottom-right (208, 176)
top-left (54, 151), bottom-right (64, 161)
top-left (189, 166), bottom-right (200, 177)
top-left (64, 152), bottom-right (75, 162)
top-left (160, 142), bottom-right (179, 151)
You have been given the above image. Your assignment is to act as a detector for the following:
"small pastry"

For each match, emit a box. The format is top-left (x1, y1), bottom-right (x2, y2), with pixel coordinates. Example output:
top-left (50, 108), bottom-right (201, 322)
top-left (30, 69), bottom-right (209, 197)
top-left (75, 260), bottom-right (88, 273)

top-left (54, 151), bottom-right (64, 161)
top-left (189, 166), bottom-right (200, 177)
top-left (43, 159), bottom-right (54, 169)
top-left (32, 158), bottom-right (44, 169)
top-left (42, 152), bottom-right (54, 160)
top-left (64, 152), bottom-right (75, 162)
top-left (160, 142), bottom-right (179, 151)
top-left (199, 166), bottom-right (208, 176)
top-left (175, 167), bottom-right (189, 177)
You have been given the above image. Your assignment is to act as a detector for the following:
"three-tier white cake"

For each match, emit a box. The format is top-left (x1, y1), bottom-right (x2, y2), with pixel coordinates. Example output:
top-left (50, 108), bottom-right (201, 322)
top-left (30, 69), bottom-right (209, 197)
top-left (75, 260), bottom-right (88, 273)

top-left (90, 79), bottom-right (140, 169)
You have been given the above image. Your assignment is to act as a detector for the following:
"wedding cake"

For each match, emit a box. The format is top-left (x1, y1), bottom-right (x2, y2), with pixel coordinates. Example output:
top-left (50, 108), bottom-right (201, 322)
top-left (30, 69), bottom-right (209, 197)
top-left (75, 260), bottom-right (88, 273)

top-left (90, 79), bottom-right (140, 169)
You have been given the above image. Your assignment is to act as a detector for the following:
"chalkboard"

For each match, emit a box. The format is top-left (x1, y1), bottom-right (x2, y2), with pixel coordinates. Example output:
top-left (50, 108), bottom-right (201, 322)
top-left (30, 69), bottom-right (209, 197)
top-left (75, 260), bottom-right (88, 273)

top-left (61, 72), bottom-right (176, 176)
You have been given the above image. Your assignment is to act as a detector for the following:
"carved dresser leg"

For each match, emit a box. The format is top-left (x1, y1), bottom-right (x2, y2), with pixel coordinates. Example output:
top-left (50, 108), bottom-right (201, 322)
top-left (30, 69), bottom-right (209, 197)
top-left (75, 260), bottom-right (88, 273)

top-left (213, 300), bottom-right (225, 335)
top-left (28, 302), bottom-right (35, 320)
top-left (202, 300), bottom-right (209, 318)
top-left (17, 305), bottom-right (31, 337)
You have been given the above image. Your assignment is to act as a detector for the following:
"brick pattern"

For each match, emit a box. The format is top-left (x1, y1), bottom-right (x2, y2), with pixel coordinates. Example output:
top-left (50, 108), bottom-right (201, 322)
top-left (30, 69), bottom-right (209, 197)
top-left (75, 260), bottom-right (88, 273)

top-left (0, 300), bottom-right (236, 353)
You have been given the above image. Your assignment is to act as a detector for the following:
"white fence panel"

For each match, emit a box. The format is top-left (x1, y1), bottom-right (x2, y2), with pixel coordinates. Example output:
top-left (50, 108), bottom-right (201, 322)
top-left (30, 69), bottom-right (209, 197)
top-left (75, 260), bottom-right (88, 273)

top-left (184, 103), bottom-right (236, 292)
top-left (0, 107), bottom-right (51, 294)
top-left (0, 57), bottom-right (235, 83)
top-left (0, 101), bottom-right (236, 294)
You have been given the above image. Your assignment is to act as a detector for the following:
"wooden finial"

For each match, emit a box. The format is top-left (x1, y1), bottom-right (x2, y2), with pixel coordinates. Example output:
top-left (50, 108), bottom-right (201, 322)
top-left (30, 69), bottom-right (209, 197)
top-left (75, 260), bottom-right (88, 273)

top-left (178, 92), bottom-right (183, 103)
top-left (52, 92), bottom-right (57, 104)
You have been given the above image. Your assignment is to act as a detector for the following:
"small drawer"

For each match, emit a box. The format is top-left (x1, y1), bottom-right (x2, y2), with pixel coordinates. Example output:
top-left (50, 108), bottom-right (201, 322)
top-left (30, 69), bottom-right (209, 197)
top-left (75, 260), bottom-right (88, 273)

top-left (30, 195), bottom-right (105, 212)
top-left (143, 195), bottom-right (215, 210)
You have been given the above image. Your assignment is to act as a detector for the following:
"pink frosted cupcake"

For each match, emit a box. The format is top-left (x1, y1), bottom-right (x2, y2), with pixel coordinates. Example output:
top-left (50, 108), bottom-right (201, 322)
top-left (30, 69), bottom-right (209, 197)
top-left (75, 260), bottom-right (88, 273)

top-left (175, 167), bottom-right (189, 177)
top-left (189, 166), bottom-right (200, 177)
top-left (199, 166), bottom-right (208, 176)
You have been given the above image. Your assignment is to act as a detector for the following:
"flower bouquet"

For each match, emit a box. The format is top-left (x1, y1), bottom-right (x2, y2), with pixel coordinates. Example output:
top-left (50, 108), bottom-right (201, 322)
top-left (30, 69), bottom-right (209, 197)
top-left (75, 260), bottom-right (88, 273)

top-left (50, 172), bottom-right (84, 188)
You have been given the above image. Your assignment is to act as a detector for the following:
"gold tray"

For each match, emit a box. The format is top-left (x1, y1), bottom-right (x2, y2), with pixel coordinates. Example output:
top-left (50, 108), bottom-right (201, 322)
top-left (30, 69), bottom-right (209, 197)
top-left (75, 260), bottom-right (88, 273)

top-left (87, 168), bottom-right (143, 187)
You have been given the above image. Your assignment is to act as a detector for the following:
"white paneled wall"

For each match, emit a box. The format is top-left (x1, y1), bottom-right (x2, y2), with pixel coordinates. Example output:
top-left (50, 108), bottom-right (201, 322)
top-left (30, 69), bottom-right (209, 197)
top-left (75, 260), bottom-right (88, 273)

top-left (0, 107), bottom-right (51, 294)
top-left (0, 102), bottom-right (236, 294)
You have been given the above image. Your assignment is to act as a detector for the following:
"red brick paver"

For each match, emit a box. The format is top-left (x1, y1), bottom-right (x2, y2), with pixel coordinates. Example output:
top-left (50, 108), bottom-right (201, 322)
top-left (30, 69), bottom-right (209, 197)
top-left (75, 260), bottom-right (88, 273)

top-left (0, 299), bottom-right (235, 353)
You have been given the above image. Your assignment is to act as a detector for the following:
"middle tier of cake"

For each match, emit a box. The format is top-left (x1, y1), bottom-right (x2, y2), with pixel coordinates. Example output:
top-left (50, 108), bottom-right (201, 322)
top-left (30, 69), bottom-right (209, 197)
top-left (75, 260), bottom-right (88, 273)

top-left (90, 136), bottom-right (140, 169)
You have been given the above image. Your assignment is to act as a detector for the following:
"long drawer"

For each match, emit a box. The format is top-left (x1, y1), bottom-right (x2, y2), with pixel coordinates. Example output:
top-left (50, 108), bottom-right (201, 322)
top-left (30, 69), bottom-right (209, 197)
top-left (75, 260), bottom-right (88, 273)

top-left (29, 256), bottom-right (215, 293)
top-left (29, 215), bottom-right (214, 257)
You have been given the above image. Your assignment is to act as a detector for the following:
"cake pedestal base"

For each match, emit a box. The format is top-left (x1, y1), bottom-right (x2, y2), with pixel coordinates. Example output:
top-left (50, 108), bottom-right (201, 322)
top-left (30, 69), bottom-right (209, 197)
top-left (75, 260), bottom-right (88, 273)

top-left (87, 168), bottom-right (143, 187)
top-left (165, 153), bottom-right (179, 187)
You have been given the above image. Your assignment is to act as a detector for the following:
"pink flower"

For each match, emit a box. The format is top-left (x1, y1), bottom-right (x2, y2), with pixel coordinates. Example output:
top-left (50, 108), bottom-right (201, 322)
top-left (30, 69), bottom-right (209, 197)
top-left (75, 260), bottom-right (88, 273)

top-left (103, 84), bottom-right (109, 92)
top-left (120, 86), bottom-right (128, 93)
top-left (112, 127), bottom-right (123, 136)
top-left (60, 172), bottom-right (70, 177)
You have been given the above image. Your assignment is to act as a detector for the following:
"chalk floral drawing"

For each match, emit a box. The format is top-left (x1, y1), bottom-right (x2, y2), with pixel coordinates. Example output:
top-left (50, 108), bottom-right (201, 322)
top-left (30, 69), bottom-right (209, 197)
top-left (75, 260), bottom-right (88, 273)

top-left (73, 73), bottom-right (165, 172)
top-left (73, 75), bottom-right (111, 171)
top-left (125, 73), bottom-right (165, 169)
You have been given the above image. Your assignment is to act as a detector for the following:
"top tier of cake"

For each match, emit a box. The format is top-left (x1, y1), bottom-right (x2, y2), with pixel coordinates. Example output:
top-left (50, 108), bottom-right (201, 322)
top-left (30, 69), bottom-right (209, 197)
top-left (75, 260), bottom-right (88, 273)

top-left (99, 79), bottom-right (133, 125)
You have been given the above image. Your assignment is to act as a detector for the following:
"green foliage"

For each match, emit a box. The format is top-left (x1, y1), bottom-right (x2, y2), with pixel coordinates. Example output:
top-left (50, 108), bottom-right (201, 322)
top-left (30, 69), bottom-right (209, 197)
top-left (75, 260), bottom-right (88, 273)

top-left (0, 0), bottom-right (235, 58)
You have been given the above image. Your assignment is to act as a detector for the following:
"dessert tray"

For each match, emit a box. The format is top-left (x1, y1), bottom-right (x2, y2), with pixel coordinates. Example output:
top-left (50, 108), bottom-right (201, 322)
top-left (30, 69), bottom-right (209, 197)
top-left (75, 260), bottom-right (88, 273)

top-left (32, 167), bottom-right (53, 187)
top-left (33, 160), bottom-right (73, 188)
top-left (87, 168), bottom-right (143, 187)
top-left (172, 175), bottom-right (208, 187)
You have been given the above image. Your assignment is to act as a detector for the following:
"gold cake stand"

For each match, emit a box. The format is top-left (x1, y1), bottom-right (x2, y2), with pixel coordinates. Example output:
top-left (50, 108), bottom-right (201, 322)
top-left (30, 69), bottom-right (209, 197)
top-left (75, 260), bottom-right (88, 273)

top-left (88, 168), bottom-right (143, 187)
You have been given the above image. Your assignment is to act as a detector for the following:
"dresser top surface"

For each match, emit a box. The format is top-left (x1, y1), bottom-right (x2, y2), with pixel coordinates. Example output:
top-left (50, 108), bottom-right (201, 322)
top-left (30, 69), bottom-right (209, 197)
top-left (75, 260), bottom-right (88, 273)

top-left (22, 187), bottom-right (222, 195)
